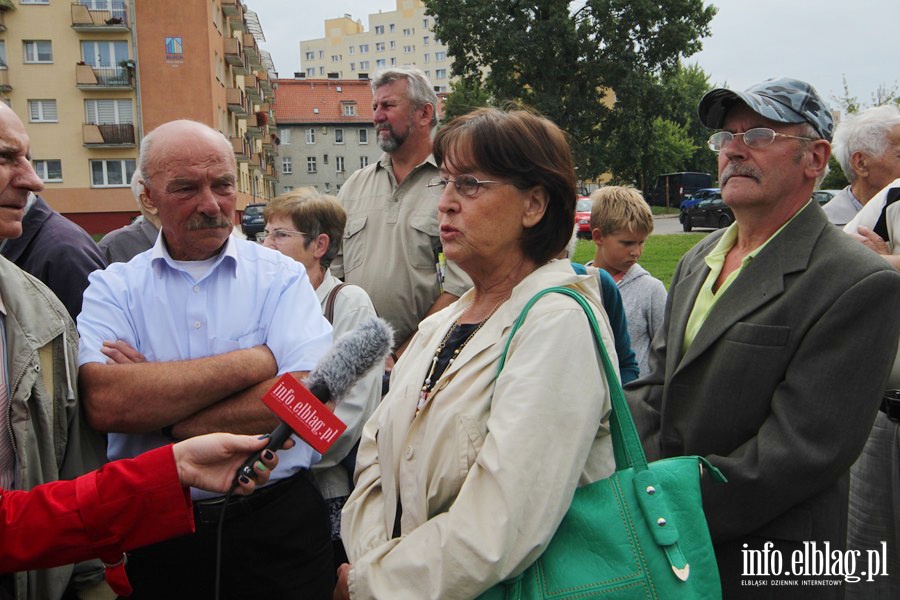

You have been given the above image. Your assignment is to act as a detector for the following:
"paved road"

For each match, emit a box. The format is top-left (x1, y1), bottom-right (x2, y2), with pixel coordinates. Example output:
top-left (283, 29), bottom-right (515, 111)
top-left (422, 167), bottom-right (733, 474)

top-left (653, 213), bottom-right (718, 235)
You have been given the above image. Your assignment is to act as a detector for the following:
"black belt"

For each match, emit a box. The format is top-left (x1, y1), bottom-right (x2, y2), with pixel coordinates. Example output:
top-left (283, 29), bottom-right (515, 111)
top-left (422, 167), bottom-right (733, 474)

top-left (881, 390), bottom-right (900, 423)
top-left (193, 470), bottom-right (309, 526)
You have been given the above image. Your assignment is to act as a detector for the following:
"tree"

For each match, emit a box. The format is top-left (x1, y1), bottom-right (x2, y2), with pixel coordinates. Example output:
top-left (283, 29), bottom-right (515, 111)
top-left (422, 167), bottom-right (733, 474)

top-left (424, 0), bottom-right (717, 190)
top-left (442, 78), bottom-right (492, 122)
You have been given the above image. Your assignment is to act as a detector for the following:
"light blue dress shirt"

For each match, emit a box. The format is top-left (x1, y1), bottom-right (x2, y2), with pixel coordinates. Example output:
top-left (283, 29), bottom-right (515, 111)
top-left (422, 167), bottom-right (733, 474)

top-left (77, 234), bottom-right (333, 498)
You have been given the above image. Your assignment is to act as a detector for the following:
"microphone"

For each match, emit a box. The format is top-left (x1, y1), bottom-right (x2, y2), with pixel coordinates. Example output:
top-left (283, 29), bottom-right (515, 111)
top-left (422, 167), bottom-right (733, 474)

top-left (236, 316), bottom-right (393, 481)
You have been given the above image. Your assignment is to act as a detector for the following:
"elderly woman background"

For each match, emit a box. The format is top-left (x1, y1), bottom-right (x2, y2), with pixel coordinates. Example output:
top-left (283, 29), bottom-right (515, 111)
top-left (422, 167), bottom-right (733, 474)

top-left (335, 108), bottom-right (617, 599)
top-left (260, 190), bottom-right (382, 567)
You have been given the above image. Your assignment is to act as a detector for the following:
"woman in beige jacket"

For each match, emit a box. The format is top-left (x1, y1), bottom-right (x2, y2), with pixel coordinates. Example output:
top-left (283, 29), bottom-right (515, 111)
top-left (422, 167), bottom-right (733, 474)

top-left (336, 108), bottom-right (617, 600)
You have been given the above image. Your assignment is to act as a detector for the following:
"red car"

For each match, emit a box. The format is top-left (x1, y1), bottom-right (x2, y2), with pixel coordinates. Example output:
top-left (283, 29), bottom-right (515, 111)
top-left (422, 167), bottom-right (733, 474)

top-left (575, 197), bottom-right (593, 238)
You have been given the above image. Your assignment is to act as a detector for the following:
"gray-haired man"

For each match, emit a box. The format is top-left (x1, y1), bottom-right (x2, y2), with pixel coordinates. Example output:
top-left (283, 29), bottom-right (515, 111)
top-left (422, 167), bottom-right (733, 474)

top-left (333, 67), bottom-right (471, 361)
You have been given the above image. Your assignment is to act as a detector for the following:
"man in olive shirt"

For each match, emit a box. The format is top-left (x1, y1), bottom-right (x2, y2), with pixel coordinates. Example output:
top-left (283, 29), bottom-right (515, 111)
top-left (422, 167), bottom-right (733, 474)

top-left (334, 66), bottom-right (470, 356)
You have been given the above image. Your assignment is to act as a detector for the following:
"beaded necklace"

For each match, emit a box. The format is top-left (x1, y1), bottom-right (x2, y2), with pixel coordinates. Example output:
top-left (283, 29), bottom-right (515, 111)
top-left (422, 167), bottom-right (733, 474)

top-left (417, 296), bottom-right (509, 410)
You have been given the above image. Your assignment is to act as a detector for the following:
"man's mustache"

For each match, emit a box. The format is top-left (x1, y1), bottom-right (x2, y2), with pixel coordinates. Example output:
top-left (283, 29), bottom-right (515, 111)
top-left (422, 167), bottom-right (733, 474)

top-left (721, 164), bottom-right (762, 186)
top-left (186, 214), bottom-right (232, 231)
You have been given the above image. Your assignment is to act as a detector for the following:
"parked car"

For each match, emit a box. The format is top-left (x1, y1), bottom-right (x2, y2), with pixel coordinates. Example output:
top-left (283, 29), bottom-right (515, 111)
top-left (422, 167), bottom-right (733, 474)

top-left (682, 196), bottom-right (734, 232)
top-left (648, 172), bottom-right (714, 206)
top-left (679, 188), bottom-right (720, 228)
top-left (241, 202), bottom-right (267, 240)
top-left (811, 189), bottom-right (841, 206)
top-left (575, 196), bottom-right (593, 238)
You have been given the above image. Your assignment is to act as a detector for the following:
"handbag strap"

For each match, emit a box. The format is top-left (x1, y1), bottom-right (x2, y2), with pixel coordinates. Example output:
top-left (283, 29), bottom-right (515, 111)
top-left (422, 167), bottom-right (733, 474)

top-left (497, 286), bottom-right (649, 473)
top-left (323, 283), bottom-right (347, 324)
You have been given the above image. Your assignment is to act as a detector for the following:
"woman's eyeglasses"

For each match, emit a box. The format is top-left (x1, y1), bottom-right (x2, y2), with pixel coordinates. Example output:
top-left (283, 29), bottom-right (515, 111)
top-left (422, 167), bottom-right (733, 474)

top-left (256, 230), bottom-right (308, 243)
top-left (426, 175), bottom-right (505, 198)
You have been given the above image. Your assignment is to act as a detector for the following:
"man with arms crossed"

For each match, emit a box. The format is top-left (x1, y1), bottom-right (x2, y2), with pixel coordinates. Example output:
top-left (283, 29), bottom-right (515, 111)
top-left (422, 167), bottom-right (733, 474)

top-left (626, 78), bottom-right (900, 598)
top-left (77, 120), bottom-right (334, 598)
top-left (334, 67), bottom-right (470, 360)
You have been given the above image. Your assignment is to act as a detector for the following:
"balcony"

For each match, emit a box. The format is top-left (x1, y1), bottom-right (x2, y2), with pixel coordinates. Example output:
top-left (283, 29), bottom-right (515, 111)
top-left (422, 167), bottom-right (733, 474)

top-left (245, 113), bottom-right (262, 138)
top-left (226, 87), bottom-right (248, 116)
top-left (76, 64), bottom-right (133, 89)
top-left (82, 123), bottom-right (136, 147)
top-left (243, 33), bottom-right (260, 68)
top-left (244, 74), bottom-right (261, 103)
top-left (263, 162), bottom-right (277, 182)
top-left (71, 1), bottom-right (130, 32)
top-left (0, 66), bottom-right (11, 93)
top-left (257, 70), bottom-right (273, 96)
top-left (221, 0), bottom-right (242, 17)
top-left (0, 11), bottom-right (6, 33)
top-left (230, 135), bottom-right (250, 162)
top-left (223, 37), bottom-right (245, 71)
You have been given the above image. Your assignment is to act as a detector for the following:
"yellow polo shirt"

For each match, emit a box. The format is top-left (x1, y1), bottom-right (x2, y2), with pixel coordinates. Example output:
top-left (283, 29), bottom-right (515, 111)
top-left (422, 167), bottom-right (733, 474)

top-left (682, 204), bottom-right (807, 352)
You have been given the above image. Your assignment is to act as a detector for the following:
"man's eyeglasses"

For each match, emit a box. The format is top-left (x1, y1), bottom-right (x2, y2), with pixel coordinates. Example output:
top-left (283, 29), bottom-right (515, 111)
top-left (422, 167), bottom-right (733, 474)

top-left (426, 175), bottom-right (505, 198)
top-left (707, 128), bottom-right (815, 153)
top-left (256, 230), bottom-right (308, 243)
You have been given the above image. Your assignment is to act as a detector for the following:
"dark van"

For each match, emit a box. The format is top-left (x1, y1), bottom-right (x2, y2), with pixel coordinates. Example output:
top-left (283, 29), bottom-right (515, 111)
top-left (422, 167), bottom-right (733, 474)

top-left (648, 172), bottom-right (714, 207)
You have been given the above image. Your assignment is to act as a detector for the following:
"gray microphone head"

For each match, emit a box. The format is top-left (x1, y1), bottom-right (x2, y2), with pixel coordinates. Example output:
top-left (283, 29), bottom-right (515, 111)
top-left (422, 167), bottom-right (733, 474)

top-left (305, 316), bottom-right (394, 403)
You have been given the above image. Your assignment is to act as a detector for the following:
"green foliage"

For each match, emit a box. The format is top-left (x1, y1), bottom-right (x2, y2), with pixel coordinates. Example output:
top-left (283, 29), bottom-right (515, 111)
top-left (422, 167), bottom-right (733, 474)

top-left (442, 78), bottom-right (492, 122)
top-left (424, 0), bottom-right (717, 188)
top-left (821, 155), bottom-right (849, 190)
top-left (832, 75), bottom-right (900, 114)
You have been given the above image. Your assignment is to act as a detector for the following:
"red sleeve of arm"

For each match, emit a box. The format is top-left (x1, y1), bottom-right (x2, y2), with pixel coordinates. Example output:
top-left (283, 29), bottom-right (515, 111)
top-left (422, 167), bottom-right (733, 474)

top-left (0, 446), bottom-right (194, 572)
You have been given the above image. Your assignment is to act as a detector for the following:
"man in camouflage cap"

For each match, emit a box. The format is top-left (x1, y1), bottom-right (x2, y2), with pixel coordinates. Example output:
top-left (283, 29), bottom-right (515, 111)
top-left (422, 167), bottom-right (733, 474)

top-left (627, 77), bottom-right (900, 598)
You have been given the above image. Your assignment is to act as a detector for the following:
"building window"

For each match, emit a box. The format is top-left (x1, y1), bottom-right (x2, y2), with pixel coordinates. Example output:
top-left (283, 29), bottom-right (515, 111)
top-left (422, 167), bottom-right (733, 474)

top-left (85, 99), bottom-right (133, 124)
top-left (306, 128), bottom-right (316, 144)
top-left (21, 0), bottom-right (50, 4)
top-left (349, 46), bottom-right (355, 55)
top-left (279, 128), bottom-right (291, 145)
top-left (306, 68), bottom-right (316, 77)
top-left (403, 28), bottom-right (413, 36)
top-left (91, 159), bottom-right (135, 187)
top-left (423, 36), bottom-right (430, 46)
top-left (282, 156), bottom-right (292, 174)
top-left (318, 50), bottom-right (324, 58)
top-left (390, 41), bottom-right (396, 50)
top-left (436, 69), bottom-right (447, 79)
top-left (28, 99), bottom-right (57, 122)
top-left (376, 59), bottom-right (385, 69)
top-left (283, 185), bottom-right (294, 193)
top-left (319, 66), bottom-right (324, 75)
top-left (331, 55), bottom-right (341, 62)
top-left (403, 45), bottom-right (414, 54)
top-left (350, 63), bottom-right (356, 71)
top-left (358, 129), bottom-right (368, 144)
top-left (81, 40), bottom-right (129, 67)
top-left (424, 54), bottom-right (429, 63)
top-left (342, 103), bottom-right (357, 116)
top-left (389, 24), bottom-right (395, 32)
top-left (390, 58), bottom-right (396, 66)
top-left (323, 153), bottom-right (328, 164)
top-left (23, 41), bottom-right (53, 63)
top-left (307, 157), bottom-right (316, 173)
top-left (324, 182), bottom-right (331, 193)
top-left (305, 51), bottom-right (315, 60)
top-left (376, 42), bottom-right (385, 52)
top-left (336, 156), bottom-right (345, 173)
top-left (359, 44), bottom-right (369, 53)
top-left (335, 129), bottom-right (344, 144)
top-left (360, 61), bottom-right (369, 70)
top-left (33, 159), bottom-right (62, 182)
top-left (360, 156), bottom-right (369, 169)
top-left (436, 51), bottom-right (447, 61)
top-left (375, 25), bottom-right (384, 35)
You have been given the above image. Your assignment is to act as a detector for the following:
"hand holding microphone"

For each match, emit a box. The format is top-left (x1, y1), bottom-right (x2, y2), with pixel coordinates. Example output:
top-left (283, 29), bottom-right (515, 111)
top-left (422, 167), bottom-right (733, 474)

top-left (236, 317), bottom-right (393, 482)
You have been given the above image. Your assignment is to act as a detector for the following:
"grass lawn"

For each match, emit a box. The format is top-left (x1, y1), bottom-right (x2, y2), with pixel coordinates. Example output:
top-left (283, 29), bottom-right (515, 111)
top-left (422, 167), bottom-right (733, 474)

top-left (572, 233), bottom-right (709, 290)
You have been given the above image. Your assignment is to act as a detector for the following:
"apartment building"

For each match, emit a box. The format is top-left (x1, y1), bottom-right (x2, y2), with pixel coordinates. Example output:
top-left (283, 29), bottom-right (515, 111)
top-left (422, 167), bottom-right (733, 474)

top-left (273, 78), bottom-right (378, 196)
top-left (299, 0), bottom-right (452, 92)
top-left (0, 0), bottom-right (278, 234)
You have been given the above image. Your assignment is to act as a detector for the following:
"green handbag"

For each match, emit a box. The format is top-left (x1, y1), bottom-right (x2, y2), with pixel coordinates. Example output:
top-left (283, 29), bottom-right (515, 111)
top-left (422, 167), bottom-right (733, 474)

top-left (478, 286), bottom-right (725, 600)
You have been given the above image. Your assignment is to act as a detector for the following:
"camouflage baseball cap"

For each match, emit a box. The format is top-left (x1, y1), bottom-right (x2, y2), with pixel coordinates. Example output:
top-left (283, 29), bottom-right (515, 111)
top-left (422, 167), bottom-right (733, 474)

top-left (698, 77), bottom-right (834, 142)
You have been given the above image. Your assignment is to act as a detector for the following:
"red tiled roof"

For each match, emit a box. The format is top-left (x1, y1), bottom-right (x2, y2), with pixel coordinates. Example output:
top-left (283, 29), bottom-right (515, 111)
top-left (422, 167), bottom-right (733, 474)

top-left (274, 79), bottom-right (373, 125)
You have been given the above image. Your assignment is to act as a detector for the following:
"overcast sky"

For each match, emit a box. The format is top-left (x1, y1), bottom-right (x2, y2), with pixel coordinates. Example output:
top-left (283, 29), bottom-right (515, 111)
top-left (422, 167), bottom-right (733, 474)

top-left (249, 0), bottom-right (900, 110)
